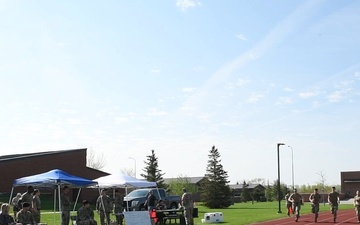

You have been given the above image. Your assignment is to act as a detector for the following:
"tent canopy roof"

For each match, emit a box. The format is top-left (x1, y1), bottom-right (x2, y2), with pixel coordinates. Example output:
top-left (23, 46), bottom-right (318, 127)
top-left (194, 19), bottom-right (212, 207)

top-left (94, 173), bottom-right (157, 188)
top-left (13, 169), bottom-right (98, 188)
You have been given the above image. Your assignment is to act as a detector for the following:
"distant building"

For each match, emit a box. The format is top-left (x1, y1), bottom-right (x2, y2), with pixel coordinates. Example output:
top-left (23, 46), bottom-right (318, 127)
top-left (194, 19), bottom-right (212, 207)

top-left (163, 176), bottom-right (208, 201)
top-left (341, 171), bottom-right (360, 197)
top-left (0, 148), bottom-right (108, 201)
top-left (229, 183), bottom-right (266, 202)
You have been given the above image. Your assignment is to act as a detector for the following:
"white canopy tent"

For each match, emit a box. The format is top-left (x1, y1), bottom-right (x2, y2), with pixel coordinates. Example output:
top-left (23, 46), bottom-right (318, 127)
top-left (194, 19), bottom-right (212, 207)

top-left (94, 173), bottom-right (157, 211)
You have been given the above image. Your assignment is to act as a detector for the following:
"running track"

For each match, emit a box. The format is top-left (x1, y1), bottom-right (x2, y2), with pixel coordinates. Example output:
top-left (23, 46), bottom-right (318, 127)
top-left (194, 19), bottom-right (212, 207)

top-left (252, 209), bottom-right (359, 224)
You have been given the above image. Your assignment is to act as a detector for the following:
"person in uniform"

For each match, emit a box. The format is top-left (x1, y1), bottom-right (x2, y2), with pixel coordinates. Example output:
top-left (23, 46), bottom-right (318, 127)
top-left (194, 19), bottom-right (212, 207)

top-left (19, 186), bottom-right (34, 210)
top-left (328, 186), bottom-right (340, 223)
top-left (77, 200), bottom-right (97, 225)
top-left (96, 189), bottom-right (112, 225)
top-left (353, 190), bottom-right (360, 223)
top-left (155, 200), bottom-right (167, 225)
top-left (61, 186), bottom-right (72, 225)
top-left (181, 188), bottom-right (194, 225)
top-left (113, 190), bottom-right (124, 225)
top-left (11, 193), bottom-right (22, 220)
top-left (309, 188), bottom-right (322, 222)
top-left (32, 189), bottom-right (41, 223)
top-left (0, 203), bottom-right (17, 225)
top-left (288, 188), bottom-right (303, 222)
top-left (284, 190), bottom-right (293, 216)
top-left (16, 202), bottom-right (35, 225)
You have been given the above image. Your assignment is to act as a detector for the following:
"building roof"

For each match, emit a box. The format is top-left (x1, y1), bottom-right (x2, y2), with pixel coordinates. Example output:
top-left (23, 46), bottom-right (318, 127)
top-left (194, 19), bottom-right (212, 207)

top-left (163, 176), bottom-right (206, 184)
top-left (229, 183), bottom-right (265, 189)
top-left (0, 148), bottom-right (86, 162)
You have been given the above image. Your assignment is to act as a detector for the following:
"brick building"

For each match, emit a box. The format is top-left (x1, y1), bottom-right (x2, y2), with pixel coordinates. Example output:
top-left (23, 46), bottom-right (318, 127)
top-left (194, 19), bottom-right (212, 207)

top-left (0, 148), bottom-right (109, 201)
top-left (341, 171), bottom-right (360, 197)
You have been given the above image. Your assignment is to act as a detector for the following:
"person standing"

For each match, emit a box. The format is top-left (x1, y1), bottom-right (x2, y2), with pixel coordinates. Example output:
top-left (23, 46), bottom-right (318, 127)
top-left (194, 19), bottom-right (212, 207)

top-left (328, 186), bottom-right (340, 223)
top-left (19, 186), bottom-right (34, 209)
top-left (181, 188), bottom-right (194, 225)
top-left (11, 193), bottom-right (22, 220)
top-left (353, 190), bottom-right (360, 223)
top-left (145, 190), bottom-right (156, 211)
top-left (309, 188), bottom-right (322, 222)
top-left (96, 189), bottom-right (112, 225)
top-left (113, 190), bottom-right (124, 225)
top-left (32, 189), bottom-right (41, 223)
top-left (61, 186), bottom-right (71, 225)
top-left (288, 188), bottom-right (303, 222)
top-left (77, 200), bottom-right (97, 225)
top-left (284, 190), bottom-right (293, 217)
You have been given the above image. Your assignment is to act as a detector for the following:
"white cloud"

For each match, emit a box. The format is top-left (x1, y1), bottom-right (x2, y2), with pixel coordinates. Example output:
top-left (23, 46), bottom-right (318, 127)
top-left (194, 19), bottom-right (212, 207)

top-left (182, 87), bottom-right (196, 93)
top-left (236, 78), bottom-right (250, 86)
top-left (355, 71), bottom-right (360, 79)
top-left (284, 87), bottom-right (294, 92)
top-left (192, 66), bottom-right (205, 72)
top-left (299, 91), bottom-right (319, 98)
top-left (247, 94), bottom-right (265, 103)
top-left (176, 0), bottom-right (201, 10)
top-left (59, 109), bottom-right (77, 114)
top-left (150, 68), bottom-right (161, 74)
top-left (147, 108), bottom-right (167, 116)
top-left (276, 96), bottom-right (294, 105)
top-left (115, 117), bottom-right (130, 123)
top-left (236, 34), bottom-right (247, 41)
top-left (226, 78), bottom-right (250, 89)
top-left (327, 91), bottom-right (343, 102)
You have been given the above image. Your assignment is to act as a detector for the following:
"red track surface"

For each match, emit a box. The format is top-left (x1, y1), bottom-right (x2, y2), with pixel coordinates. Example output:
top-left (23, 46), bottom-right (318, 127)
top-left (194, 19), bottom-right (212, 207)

top-left (251, 209), bottom-right (358, 225)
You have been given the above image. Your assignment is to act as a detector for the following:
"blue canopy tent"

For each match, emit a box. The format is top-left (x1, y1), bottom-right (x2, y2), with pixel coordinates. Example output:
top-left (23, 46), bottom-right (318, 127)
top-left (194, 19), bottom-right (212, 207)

top-left (9, 169), bottom-right (99, 225)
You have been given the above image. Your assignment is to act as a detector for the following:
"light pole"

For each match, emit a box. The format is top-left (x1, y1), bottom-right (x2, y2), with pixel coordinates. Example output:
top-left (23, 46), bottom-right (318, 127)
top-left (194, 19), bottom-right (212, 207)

top-left (129, 157), bottom-right (136, 178)
top-left (288, 146), bottom-right (294, 191)
top-left (277, 143), bottom-right (285, 213)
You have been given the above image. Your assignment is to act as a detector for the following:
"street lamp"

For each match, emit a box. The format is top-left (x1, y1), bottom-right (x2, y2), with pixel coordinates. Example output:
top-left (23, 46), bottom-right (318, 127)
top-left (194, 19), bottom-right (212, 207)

top-left (129, 157), bottom-right (136, 178)
top-left (277, 143), bottom-right (285, 213)
top-left (288, 146), bottom-right (294, 191)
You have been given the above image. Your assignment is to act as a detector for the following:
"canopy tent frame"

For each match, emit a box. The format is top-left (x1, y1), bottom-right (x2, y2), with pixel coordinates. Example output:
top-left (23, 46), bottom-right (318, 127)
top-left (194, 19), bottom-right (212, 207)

top-left (9, 169), bottom-right (99, 225)
top-left (93, 173), bottom-right (157, 211)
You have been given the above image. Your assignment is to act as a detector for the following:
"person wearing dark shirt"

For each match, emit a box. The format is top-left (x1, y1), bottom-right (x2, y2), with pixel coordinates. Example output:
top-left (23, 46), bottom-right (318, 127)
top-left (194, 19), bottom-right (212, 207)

top-left (0, 203), bottom-right (16, 225)
top-left (146, 190), bottom-right (157, 211)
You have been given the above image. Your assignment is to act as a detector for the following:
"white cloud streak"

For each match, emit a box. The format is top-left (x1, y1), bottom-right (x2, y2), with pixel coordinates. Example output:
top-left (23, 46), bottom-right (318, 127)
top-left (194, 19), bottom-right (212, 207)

top-left (176, 0), bottom-right (201, 10)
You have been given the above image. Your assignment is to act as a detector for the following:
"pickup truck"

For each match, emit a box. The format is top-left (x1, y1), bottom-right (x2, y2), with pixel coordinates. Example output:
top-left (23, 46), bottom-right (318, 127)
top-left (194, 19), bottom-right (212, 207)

top-left (123, 188), bottom-right (181, 211)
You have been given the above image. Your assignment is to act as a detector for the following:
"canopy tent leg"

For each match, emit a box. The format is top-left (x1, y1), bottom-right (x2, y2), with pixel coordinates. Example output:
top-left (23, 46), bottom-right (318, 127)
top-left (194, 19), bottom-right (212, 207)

top-left (73, 188), bottom-right (82, 212)
top-left (54, 188), bottom-right (56, 225)
top-left (8, 187), bottom-right (14, 205)
top-left (58, 185), bottom-right (62, 225)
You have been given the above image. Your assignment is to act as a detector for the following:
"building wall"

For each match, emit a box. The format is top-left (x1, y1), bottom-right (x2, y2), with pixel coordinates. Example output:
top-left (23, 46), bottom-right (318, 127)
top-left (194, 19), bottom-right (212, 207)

top-left (341, 171), bottom-right (360, 197)
top-left (0, 149), bottom-right (108, 203)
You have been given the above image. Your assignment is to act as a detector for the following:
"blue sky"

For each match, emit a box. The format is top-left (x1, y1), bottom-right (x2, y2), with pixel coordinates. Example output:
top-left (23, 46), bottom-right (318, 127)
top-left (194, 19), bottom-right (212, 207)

top-left (1, 0), bottom-right (360, 187)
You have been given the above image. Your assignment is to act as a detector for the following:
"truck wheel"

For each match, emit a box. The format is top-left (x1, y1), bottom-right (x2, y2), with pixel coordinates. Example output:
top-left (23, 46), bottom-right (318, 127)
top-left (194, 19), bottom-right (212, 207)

top-left (140, 205), bottom-right (146, 211)
top-left (170, 203), bottom-right (178, 209)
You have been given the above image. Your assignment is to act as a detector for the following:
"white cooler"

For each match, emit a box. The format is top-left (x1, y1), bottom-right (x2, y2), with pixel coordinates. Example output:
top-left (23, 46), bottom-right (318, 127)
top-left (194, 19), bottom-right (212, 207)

top-left (201, 212), bottom-right (224, 223)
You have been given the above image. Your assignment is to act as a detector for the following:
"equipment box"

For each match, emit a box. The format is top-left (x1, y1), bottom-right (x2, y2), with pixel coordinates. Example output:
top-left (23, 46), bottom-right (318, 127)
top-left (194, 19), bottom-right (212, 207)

top-left (202, 212), bottom-right (224, 223)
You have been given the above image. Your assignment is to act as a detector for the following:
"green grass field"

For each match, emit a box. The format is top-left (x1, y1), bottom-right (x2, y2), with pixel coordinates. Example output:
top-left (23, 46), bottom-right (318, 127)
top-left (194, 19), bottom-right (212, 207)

top-left (13, 201), bottom-right (354, 225)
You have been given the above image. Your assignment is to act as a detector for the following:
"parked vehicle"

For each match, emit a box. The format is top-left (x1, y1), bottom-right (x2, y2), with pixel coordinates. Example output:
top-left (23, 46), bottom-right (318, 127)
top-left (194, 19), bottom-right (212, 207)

top-left (123, 188), bottom-right (181, 211)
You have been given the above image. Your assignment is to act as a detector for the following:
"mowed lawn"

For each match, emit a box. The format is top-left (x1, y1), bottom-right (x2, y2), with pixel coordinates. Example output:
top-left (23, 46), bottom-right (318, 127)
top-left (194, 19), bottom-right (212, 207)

top-left (16, 201), bottom-right (355, 225)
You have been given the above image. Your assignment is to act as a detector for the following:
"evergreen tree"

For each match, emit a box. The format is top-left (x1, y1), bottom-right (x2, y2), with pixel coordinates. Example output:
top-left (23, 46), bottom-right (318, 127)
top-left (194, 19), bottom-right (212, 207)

top-left (140, 149), bottom-right (167, 188)
top-left (202, 146), bottom-right (232, 208)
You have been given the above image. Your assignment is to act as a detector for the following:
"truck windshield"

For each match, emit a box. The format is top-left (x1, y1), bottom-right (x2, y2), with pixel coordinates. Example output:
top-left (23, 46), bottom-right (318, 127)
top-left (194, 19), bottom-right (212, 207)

top-left (126, 189), bottom-right (149, 197)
